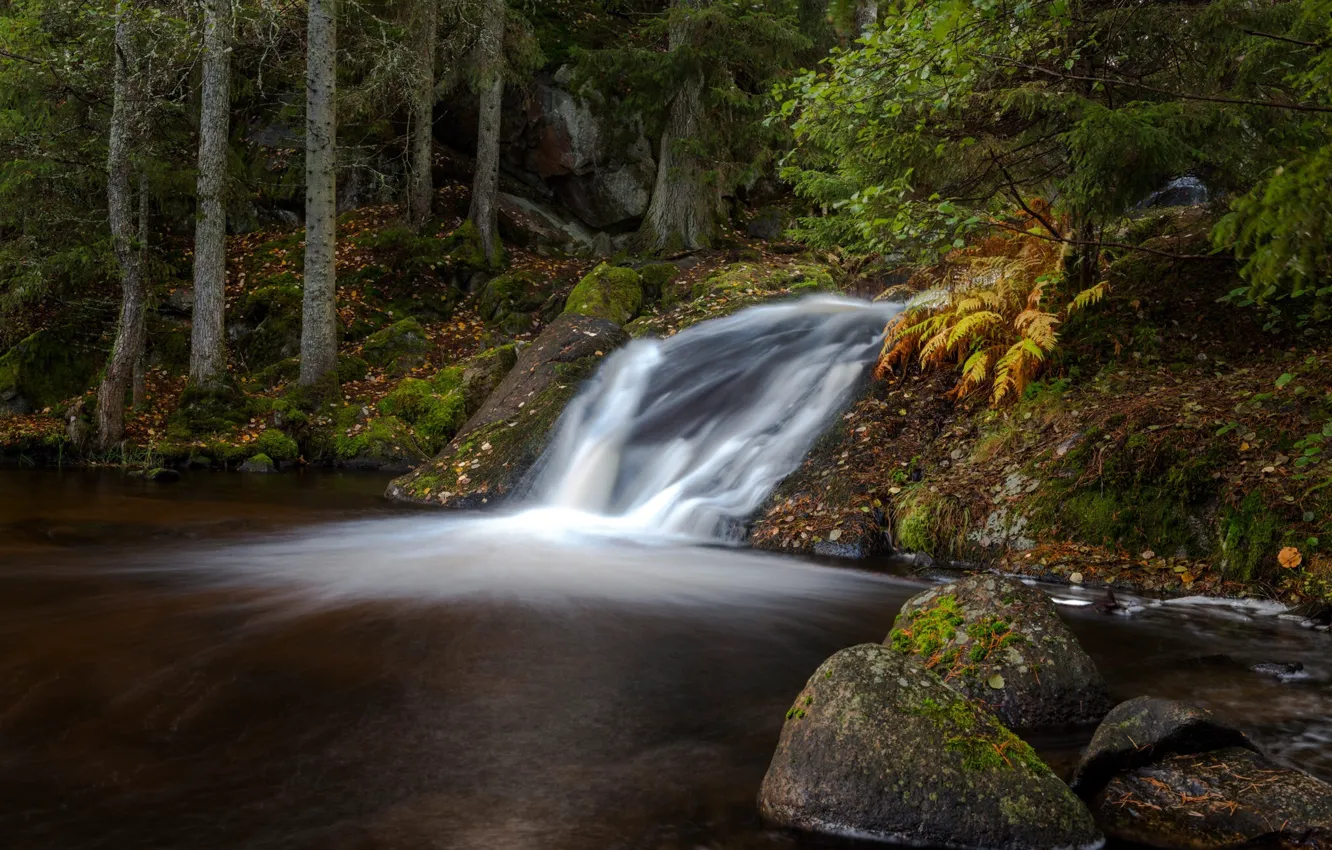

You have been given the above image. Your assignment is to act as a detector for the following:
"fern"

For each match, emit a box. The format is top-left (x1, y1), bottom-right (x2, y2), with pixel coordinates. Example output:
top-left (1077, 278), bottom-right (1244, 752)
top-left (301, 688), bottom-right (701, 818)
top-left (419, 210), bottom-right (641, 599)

top-left (876, 221), bottom-right (1106, 405)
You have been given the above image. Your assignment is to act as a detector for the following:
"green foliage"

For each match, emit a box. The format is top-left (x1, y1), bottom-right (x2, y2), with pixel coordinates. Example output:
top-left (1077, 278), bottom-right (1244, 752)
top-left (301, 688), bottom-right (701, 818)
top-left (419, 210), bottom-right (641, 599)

top-left (778, 0), bottom-right (1330, 317)
top-left (255, 428), bottom-right (299, 463)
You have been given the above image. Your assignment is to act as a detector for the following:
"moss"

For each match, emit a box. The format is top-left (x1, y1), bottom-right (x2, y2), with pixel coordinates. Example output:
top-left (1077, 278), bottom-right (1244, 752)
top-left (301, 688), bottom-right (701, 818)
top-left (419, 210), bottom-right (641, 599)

top-left (283, 371), bottom-right (342, 413)
top-left (890, 595), bottom-right (964, 658)
top-left (895, 489), bottom-right (972, 557)
top-left (0, 329), bottom-right (103, 410)
top-left (255, 428), bottom-right (299, 463)
top-left (171, 381), bottom-right (252, 438)
top-left (564, 264), bottom-right (643, 325)
top-left (432, 365), bottom-right (465, 394)
top-left (330, 413), bottom-right (425, 463)
top-left (1220, 491), bottom-right (1283, 583)
top-left (637, 263), bottom-right (680, 303)
top-left (476, 270), bottom-right (550, 324)
top-left (362, 318), bottom-right (429, 375)
top-left (236, 282), bottom-right (303, 371)
top-left (442, 219), bottom-right (505, 272)
top-left (908, 692), bottom-right (1050, 776)
top-left (377, 379), bottom-right (467, 454)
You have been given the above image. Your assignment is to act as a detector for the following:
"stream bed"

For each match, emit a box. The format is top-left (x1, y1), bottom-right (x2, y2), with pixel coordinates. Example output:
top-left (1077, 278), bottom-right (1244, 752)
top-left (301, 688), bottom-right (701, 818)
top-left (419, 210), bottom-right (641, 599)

top-left (1, 469), bottom-right (1329, 849)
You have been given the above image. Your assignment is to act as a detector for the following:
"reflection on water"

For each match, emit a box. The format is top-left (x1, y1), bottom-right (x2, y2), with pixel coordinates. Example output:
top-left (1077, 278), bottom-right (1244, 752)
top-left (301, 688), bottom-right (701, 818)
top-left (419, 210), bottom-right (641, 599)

top-left (1, 470), bottom-right (1330, 850)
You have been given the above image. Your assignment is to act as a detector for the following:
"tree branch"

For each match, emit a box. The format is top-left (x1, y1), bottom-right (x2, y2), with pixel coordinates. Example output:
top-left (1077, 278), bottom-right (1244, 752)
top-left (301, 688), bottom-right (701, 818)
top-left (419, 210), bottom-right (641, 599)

top-left (983, 54), bottom-right (1332, 114)
top-left (1244, 30), bottom-right (1329, 50)
top-left (984, 219), bottom-right (1225, 261)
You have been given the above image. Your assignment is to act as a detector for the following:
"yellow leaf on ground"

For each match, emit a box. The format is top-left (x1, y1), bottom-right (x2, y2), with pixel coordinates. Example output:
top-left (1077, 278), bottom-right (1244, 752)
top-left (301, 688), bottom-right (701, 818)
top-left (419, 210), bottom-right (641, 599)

top-left (1278, 547), bottom-right (1303, 570)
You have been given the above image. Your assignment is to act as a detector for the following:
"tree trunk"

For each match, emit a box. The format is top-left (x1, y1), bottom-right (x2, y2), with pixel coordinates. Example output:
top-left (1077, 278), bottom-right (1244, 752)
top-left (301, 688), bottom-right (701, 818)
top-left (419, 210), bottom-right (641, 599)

top-left (96, 0), bottom-right (147, 451)
top-left (467, 0), bottom-right (505, 266)
top-left (406, 0), bottom-right (438, 233)
top-left (133, 171), bottom-right (150, 409)
top-left (854, 0), bottom-right (878, 35)
top-left (639, 0), bottom-right (715, 255)
top-left (188, 0), bottom-right (232, 389)
top-left (299, 0), bottom-right (339, 387)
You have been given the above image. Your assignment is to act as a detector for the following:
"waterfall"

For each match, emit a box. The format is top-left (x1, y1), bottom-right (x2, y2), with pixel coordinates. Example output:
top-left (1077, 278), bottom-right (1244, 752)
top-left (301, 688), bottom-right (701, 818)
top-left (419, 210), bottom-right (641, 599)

top-left (528, 295), bottom-right (902, 540)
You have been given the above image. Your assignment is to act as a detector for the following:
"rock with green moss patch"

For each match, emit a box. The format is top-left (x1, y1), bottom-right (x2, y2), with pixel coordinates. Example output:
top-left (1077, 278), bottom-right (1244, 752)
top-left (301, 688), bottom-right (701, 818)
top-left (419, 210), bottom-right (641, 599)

top-left (377, 378), bottom-right (467, 454)
top-left (636, 263), bottom-right (679, 303)
top-left (441, 219), bottom-right (505, 277)
top-left (887, 575), bottom-right (1112, 728)
top-left (476, 271), bottom-right (554, 334)
top-left (239, 453), bottom-right (276, 474)
top-left (233, 280), bottom-right (303, 371)
top-left (386, 313), bottom-right (628, 508)
top-left (170, 381), bottom-right (252, 438)
top-left (362, 318), bottom-right (429, 375)
top-left (564, 264), bottom-right (643, 325)
top-left (330, 410), bottom-right (427, 472)
top-left (758, 643), bottom-right (1101, 849)
top-left (0, 329), bottom-right (103, 414)
top-left (255, 428), bottom-right (300, 464)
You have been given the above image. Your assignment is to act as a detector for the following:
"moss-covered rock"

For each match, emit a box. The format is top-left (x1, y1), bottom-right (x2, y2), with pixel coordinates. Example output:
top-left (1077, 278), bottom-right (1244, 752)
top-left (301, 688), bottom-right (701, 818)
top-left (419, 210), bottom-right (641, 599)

top-left (330, 410), bottom-right (428, 471)
top-left (476, 270), bottom-right (554, 334)
top-left (887, 575), bottom-right (1112, 729)
top-left (239, 453), bottom-right (275, 474)
top-left (377, 378), bottom-right (467, 454)
top-left (441, 219), bottom-right (505, 275)
top-left (169, 381), bottom-right (252, 439)
top-left (361, 318), bottom-right (429, 376)
top-left (234, 279), bottom-right (303, 372)
top-left (387, 313), bottom-right (629, 507)
top-left (758, 643), bottom-right (1101, 849)
top-left (254, 428), bottom-right (300, 464)
top-left (564, 263), bottom-right (643, 325)
top-left (636, 263), bottom-right (680, 304)
top-left (0, 329), bottom-right (103, 414)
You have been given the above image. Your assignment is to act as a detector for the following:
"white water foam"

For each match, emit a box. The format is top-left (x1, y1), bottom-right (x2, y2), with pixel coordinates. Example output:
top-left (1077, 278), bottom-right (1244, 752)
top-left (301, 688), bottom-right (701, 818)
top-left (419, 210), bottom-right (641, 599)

top-left (530, 295), bottom-right (902, 540)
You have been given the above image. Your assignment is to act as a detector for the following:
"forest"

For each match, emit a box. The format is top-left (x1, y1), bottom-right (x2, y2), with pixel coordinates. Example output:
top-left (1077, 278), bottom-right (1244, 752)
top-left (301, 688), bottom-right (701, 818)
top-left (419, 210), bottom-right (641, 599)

top-left (2, 0), bottom-right (1331, 595)
top-left (4, 2), bottom-right (1332, 848)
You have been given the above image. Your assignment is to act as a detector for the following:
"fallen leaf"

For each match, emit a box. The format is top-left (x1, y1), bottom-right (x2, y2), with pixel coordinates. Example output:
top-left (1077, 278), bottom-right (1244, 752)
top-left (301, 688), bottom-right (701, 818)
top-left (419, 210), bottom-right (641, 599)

top-left (1278, 547), bottom-right (1303, 570)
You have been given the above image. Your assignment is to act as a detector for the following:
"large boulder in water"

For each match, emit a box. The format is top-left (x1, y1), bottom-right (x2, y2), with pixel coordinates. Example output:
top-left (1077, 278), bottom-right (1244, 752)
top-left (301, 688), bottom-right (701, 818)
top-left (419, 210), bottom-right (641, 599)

top-left (1073, 697), bottom-right (1332, 848)
top-left (887, 575), bottom-right (1113, 729)
top-left (385, 313), bottom-right (628, 508)
top-left (758, 643), bottom-right (1101, 849)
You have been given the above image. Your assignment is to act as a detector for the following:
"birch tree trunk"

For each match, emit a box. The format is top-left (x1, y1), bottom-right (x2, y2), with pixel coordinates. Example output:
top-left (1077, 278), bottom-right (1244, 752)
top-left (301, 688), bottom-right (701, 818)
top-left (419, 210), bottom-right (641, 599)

top-left (95, 0), bottom-right (147, 451)
top-left (189, 0), bottom-right (233, 389)
top-left (638, 0), bottom-right (715, 255)
top-left (467, 0), bottom-right (505, 266)
top-left (299, 0), bottom-right (339, 387)
top-left (406, 0), bottom-right (438, 233)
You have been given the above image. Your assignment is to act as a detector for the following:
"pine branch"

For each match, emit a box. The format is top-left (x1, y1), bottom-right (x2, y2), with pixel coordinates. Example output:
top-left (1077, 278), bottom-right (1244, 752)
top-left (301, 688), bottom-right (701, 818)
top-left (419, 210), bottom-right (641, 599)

top-left (983, 54), bottom-right (1332, 114)
top-left (984, 219), bottom-right (1225, 261)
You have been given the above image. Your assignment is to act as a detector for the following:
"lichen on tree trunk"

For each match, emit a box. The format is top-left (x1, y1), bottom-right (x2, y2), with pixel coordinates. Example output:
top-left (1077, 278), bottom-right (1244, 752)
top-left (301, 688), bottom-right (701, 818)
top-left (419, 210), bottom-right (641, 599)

top-left (406, 0), bottom-right (438, 233)
top-left (467, 0), bottom-right (505, 267)
top-left (188, 0), bottom-right (233, 389)
top-left (299, 0), bottom-right (340, 388)
top-left (96, 0), bottom-right (147, 451)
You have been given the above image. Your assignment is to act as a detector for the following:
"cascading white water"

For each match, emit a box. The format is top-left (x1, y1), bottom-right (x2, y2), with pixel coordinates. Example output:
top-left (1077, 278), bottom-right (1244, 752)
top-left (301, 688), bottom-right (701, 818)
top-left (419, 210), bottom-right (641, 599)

top-left (529, 295), bottom-right (903, 540)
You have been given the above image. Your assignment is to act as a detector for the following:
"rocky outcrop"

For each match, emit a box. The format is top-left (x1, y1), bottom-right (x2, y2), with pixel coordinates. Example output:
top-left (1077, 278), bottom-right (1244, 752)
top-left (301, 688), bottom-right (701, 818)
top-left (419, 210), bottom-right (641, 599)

top-left (385, 313), bottom-right (629, 507)
top-left (1075, 698), bottom-right (1332, 848)
top-left (887, 575), bottom-right (1113, 728)
top-left (0, 329), bottom-right (103, 415)
top-left (758, 643), bottom-right (1102, 850)
top-left (518, 79), bottom-right (655, 231)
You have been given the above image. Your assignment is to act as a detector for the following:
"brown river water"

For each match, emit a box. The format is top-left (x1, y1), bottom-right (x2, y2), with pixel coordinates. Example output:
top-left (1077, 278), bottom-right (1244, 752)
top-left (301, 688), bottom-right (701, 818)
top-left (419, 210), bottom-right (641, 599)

top-left (1, 469), bottom-right (1329, 850)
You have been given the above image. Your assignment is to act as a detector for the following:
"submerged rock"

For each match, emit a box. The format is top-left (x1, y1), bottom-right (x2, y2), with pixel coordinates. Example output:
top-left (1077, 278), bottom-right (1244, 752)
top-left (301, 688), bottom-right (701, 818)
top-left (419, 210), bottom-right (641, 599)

top-left (887, 575), bottom-right (1113, 729)
top-left (758, 643), bottom-right (1101, 850)
top-left (1092, 747), bottom-right (1332, 848)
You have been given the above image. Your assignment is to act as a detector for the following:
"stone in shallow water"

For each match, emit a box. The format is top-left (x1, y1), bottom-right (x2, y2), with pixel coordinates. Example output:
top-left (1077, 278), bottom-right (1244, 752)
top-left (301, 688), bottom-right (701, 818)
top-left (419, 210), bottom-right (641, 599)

top-left (1091, 747), bottom-right (1332, 849)
top-left (887, 574), bottom-right (1113, 729)
top-left (758, 643), bottom-right (1102, 850)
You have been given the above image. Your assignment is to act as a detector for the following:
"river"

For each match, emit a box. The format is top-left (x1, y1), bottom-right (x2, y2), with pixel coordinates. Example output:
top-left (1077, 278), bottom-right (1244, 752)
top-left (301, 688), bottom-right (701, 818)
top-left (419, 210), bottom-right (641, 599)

top-left (1, 468), bottom-right (1329, 850)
